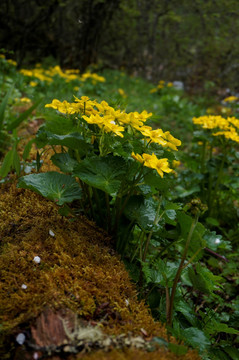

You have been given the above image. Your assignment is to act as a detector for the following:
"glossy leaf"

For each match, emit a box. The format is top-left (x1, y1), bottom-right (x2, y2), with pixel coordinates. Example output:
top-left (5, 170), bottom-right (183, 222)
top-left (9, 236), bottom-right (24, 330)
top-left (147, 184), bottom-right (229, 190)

top-left (123, 195), bottom-right (158, 230)
top-left (51, 153), bottom-right (79, 173)
top-left (36, 127), bottom-right (91, 153)
top-left (73, 155), bottom-right (127, 195)
top-left (181, 327), bottom-right (210, 352)
top-left (17, 172), bottom-right (82, 205)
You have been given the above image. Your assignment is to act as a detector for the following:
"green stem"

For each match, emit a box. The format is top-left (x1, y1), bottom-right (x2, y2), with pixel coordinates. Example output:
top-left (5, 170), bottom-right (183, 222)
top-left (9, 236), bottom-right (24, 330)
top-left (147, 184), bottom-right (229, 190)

top-left (92, 187), bottom-right (103, 221)
top-left (209, 147), bottom-right (227, 216)
top-left (105, 192), bottom-right (111, 233)
top-left (200, 140), bottom-right (207, 200)
top-left (207, 145), bottom-right (213, 214)
top-left (167, 211), bottom-right (199, 327)
top-left (131, 229), bottom-right (144, 263)
top-left (85, 185), bottom-right (95, 219)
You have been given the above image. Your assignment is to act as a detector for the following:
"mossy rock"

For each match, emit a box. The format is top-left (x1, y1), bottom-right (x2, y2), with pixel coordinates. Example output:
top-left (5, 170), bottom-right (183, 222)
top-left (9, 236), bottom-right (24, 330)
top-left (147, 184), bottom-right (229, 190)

top-left (0, 182), bottom-right (200, 360)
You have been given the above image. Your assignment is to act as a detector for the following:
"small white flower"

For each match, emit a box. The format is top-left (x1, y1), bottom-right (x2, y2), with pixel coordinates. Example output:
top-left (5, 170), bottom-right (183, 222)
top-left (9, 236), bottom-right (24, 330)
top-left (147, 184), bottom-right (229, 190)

top-left (33, 352), bottom-right (39, 360)
top-left (125, 299), bottom-right (129, 306)
top-left (33, 256), bottom-right (41, 264)
top-left (49, 229), bottom-right (55, 237)
top-left (215, 238), bottom-right (221, 244)
top-left (16, 333), bottom-right (26, 345)
top-left (21, 284), bottom-right (27, 290)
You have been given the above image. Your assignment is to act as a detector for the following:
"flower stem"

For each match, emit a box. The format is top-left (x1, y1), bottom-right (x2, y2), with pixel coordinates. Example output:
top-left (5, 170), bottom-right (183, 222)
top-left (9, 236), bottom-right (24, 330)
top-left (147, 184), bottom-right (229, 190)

top-left (167, 210), bottom-right (199, 327)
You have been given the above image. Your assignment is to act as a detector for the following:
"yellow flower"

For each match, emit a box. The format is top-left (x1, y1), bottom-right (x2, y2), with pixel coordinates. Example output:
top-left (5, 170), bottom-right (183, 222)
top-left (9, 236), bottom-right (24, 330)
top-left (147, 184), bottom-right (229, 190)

top-left (162, 131), bottom-right (181, 150)
top-left (7, 59), bottom-right (17, 66)
top-left (83, 114), bottom-right (104, 126)
top-left (223, 96), bottom-right (238, 103)
top-left (143, 153), bottom-right (172, 178)
top-left (150, 88), bottom-right (157, 93)
top-left (29, 81), bottom-right (37, 87)
top-left (131, 152), bottom-right (144, 163)
top-left (137, 125), bottom-right (153, 137)
top-left (20, 97), bottom-right (31, 103)
top-left (172, 160), bottom-right (181, 168)
top-left (167, 82), bottom-right (173, 87)
top-left (118, 88), bottom-right (127, 98)
top-left (131, 152), bottom-right (172, 178)
top-left (148, 129), bottom-right (167, 146)
top-left (45, 99), bottom-right (62, 109)
top-left (74, 86), bottom-right (79, 91)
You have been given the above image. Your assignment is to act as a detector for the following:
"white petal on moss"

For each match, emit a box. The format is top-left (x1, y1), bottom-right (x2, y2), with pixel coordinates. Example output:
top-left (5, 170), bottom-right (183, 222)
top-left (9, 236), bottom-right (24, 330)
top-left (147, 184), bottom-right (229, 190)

top-left (21, 284), bottom-right (27, 289)
top-left (16, 333), bottom-right (26, 345)
top-left (49, 229), bottom-right (55, 237)
top-left (33, 256), bottom-right (41, 264)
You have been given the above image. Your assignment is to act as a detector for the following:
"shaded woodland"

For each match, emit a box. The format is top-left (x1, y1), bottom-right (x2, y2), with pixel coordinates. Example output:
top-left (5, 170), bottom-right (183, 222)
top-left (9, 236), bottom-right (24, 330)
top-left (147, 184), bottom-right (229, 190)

top-left (1, 0), bottom-right (239, 91)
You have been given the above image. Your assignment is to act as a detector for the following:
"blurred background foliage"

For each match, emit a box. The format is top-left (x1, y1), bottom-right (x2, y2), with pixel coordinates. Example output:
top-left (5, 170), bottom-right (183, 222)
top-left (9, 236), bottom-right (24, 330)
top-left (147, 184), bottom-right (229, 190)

top-left (1, 0), bottom-right (239, 92)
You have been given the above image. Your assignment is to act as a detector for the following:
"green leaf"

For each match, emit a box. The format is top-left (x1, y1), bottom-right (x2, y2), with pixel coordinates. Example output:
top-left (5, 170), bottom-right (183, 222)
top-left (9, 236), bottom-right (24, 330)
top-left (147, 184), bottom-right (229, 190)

top-left (181, 327), bottom-right (210, 352)
top-left (203, 230), bottom-right (224, 251)
top-left (51, 153), bottom-right (79, 173)
top-left (73, 155), bottom-right (127, 195)
top-left (223, 346), bottom-right (239, 360)
top-left (43, 112), bottom-right (77, 134)
top-left (0, 85), bottom-right (13, 132)
top-left (6, 98), bottom-right (42, 131)
top-left (206, 217), bottom-right (220, 226)
top-left (175, 300), bottom-right (199, 327)
top-left (13, 147), bottom-right (21, 176)
top-left (168, 343), bottom-right (188, 356)
top-left (175, 185), bottom-right (200, 197)
top-left (188, 264), bottom-right (222, 295)
top-left (22, 138), bottom-right (35, 161)
top-left (36, 128), bottom-right (90, 154)
top-left (0, 149), bottom-right (14, 177)
top-left (206, 321), bottom-right (239, 336)
top-left (17, 172), bottom-right (82, 205)
top-left (146, 259), bottom-right (179, 286)
top-left (177, 211), bottom-right (206, 256)
top-left (144, 172), bottom-right (173, 192)
top-left (123, 195), bottom-right (158, 230)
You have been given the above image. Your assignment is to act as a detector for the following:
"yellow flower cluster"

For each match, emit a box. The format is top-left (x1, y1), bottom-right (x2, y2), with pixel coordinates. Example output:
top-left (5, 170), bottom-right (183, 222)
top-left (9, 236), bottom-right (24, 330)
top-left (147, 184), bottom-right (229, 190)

top-left (193, 115), bottom-right (239, 144)
top-left (150, 80), bottom-right (174, 93)
top-left (45, 96), bottom-right (181, 177)
top-left (81, 72), bottom-right (106, 83)
top-left (131, 152), bottom-right (172, 178)
top-left (0, 54), bottom-right (17, 66)
top-left (46, 96), bottom-right (181, 149)
top-left (20, 65), bottom-right (105, 84)
top-left (7, 59), bottom-right (17, 66)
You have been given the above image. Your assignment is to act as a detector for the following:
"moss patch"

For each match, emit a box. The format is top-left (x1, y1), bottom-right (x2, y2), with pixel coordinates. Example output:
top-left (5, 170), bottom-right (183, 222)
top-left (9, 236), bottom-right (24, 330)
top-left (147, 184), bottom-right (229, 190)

top-left (0, 182), bottom-right (200, 359)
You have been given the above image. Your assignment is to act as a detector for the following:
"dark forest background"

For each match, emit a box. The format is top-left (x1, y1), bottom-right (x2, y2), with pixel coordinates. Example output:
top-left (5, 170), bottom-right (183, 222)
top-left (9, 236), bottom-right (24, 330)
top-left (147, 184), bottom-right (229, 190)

top-left (1, 0), bottom-right (239, 92)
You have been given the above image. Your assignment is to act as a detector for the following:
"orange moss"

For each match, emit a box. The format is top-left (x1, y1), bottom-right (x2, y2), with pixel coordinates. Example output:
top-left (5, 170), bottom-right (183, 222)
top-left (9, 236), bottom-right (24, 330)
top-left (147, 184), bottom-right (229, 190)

top-left (75, 348), bottom-right (201, 360)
